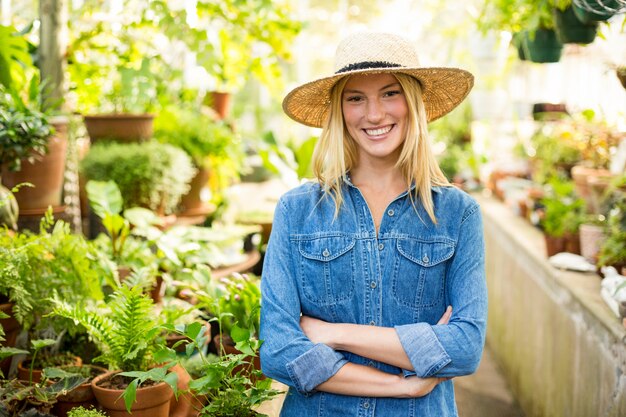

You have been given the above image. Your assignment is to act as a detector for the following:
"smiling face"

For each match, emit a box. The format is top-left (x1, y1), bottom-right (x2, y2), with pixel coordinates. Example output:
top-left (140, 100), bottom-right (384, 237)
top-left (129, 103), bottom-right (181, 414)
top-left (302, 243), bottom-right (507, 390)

top-left (341, 73), bottom-right (409, 166)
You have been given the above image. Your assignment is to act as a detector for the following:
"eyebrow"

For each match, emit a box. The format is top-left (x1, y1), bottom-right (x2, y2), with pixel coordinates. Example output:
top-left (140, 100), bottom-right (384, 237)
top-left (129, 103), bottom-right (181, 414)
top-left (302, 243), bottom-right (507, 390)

top-left (343, 82), bottom-right (401, 94)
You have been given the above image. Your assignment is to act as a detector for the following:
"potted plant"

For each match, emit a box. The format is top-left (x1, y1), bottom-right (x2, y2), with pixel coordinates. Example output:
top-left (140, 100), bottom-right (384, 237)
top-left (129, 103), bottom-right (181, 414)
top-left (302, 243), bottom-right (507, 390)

top-left (48, 364), bottom-right (108, 417)
top-left (166, 321), bottom-right (281, 417)
top-left (0, 215), bottom-right (107, 385)
top-left (154, 106), bottom-right (244, 216)
top-left (475, 0), bottom-right (564, 63)
top-left (526, 119), bottom-right (583, 184)
top-left (539, 176), bottom-right (586, 256)
top-left (80, 58), bottom-right (159, 143)
top-left (598, 190), bottom-right (626, 271)
top-left (0, 371), bottom-right (87, 417)
top-left (567, 110), bottom-right (622, 213)
top-left (51, 284), bottom-right (179, 417)
top-left (0, 25), bottom-right (68, 213)
top-left (81, 141), bottom-right (196, 216)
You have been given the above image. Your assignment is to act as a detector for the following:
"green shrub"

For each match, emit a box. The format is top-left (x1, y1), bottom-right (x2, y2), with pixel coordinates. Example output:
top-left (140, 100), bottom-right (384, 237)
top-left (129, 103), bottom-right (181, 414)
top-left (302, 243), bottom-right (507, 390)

top-left (81, 141), bottom-right (196, 214)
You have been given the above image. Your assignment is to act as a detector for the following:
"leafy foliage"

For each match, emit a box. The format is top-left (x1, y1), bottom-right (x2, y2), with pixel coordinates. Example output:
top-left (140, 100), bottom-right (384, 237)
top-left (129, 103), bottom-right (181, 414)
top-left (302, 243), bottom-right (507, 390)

top-left (539, 177), bottom-right (585, 237)
top-left (598, 192), bottom-right (626, 268)
top-left (67, 406), bottom-right (108, 417)
top-left (168, 321), bottom-right (280, 417)
top-left (51, 284), bottom-right (161, 372)
top-left (0, 218), bottom-right (105, 331)
top-left (0, 87), bottom-right (52, 172)
top-left (0, 374), bottom-right (86, 417)
top-left (81, 141), bottom-right (196, 214)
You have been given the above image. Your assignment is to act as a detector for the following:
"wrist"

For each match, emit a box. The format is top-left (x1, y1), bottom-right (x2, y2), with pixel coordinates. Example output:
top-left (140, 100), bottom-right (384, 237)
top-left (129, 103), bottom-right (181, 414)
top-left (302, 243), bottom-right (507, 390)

top-left (329, 323), bottom-right (350, 350)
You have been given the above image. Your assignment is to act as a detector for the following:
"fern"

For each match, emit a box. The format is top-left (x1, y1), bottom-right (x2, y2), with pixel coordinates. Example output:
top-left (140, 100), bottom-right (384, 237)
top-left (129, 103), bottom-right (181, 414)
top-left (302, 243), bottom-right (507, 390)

top-left (52, 285), bottom-right (161, 372)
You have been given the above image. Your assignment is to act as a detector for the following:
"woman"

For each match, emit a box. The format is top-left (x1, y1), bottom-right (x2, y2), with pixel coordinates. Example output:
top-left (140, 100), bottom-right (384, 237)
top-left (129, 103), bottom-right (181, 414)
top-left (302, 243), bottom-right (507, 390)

top-left (260, 32), bottom-right (487, 417)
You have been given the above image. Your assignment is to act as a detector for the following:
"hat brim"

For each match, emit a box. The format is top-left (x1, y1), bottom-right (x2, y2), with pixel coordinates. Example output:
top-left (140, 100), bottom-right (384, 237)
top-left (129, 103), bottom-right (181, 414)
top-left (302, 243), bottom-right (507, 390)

top-left (282, 67), bottom-right (474, 128)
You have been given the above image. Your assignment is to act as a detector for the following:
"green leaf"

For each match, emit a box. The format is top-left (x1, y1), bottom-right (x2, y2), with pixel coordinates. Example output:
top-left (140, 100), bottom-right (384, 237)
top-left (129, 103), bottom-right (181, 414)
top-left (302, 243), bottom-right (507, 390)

top-left (122, 378), bottom-right (139, 412)
top-left (230, 324), bottom-right (250, 343)
top-left (31, 338), bottom-right (56, 350)
top-left (86, 180), bottom-right (124, 218)
top-left (0, 347), bottom-right (28, 361)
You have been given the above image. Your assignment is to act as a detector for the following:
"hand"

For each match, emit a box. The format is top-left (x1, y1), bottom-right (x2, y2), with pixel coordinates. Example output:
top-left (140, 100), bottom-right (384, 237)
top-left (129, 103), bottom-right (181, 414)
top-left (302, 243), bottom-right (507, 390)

top-left (300, 315), bottom-right (334, 347)
top-left (402, 375), bottom-right (449, 398)
top-left (437, 306), bottom-right (453, 325)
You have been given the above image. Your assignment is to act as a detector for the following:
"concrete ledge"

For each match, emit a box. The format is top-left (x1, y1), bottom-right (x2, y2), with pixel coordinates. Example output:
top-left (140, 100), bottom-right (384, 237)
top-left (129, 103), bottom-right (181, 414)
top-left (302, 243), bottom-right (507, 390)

top-left (477, 194), bottom-right (626, 417)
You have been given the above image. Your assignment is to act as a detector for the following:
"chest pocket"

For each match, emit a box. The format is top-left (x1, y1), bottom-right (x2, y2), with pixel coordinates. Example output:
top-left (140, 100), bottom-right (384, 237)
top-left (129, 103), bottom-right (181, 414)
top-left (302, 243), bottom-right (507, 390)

top-left (298, 236), bottom-right (356, 306)
top-left (392, 238), bottom-right (455, 308)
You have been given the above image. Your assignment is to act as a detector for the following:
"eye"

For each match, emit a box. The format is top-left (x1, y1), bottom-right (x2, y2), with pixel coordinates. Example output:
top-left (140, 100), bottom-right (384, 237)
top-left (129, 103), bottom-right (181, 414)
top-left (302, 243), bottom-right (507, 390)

top-left (345, 95), bottom-right (364, 102)
top-left (383, 90), bottom-right (402, 98)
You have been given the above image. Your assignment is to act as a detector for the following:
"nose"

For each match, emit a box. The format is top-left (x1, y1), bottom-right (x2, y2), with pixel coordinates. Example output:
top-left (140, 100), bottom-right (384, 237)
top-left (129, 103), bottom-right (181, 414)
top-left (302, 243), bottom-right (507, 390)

top-left (366, 98), bottom-right (384, 123)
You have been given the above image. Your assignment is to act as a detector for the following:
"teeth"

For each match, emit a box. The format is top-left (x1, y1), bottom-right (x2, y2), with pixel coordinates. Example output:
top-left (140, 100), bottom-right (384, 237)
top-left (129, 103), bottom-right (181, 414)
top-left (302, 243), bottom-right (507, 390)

top-left (365, 126), bottom-right (392, 136)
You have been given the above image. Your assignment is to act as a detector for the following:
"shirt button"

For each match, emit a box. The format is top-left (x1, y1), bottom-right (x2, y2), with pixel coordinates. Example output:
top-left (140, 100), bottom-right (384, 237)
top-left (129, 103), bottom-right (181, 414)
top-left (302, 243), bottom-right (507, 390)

top-left (363, 402), bottom-right (370, 409)
top-left (370, 281), bottom-right (377, 289)
top-left (369, 321), bottom-right (376, 326)
top-left (378, 243), bottom-right (384, 250)
top-left (322, 249), bottom-right (330, 257)
top-left (387, 209), bottom-right (394, 216)
top-left (422, 254), bottom-right (429, 264)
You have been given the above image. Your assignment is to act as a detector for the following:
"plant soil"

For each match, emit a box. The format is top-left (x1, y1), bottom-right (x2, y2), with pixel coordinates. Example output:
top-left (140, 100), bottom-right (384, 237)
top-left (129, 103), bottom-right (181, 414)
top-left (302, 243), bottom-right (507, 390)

top-left (96, 373), bottom-right (161, 390)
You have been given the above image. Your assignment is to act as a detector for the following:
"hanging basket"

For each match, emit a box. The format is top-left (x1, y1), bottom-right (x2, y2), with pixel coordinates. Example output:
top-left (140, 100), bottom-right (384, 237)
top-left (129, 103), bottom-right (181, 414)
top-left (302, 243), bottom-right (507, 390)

top-left (522, 29), bottom-right (563, 64)
top-left (553, 7), bottom-right (598, 44)
top-left (573, 0), bottom-right (623, 23)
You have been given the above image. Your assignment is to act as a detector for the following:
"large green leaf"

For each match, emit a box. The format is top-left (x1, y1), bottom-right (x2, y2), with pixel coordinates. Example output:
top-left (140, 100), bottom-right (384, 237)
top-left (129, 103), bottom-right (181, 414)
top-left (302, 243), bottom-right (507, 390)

top-left (86, 180), bottom-right (124, 217)
top-left (0, 25), bottom-right (33, 91)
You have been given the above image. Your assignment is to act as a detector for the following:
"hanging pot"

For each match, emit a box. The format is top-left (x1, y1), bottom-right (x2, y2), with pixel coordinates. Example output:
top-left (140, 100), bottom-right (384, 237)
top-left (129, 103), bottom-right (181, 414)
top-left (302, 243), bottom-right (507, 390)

top-left (573, 0), bottom-right (621, 24)
top-left (553, 7), bottom-right (598, 44)
top-left (522, 29), bottom-right (563, 63)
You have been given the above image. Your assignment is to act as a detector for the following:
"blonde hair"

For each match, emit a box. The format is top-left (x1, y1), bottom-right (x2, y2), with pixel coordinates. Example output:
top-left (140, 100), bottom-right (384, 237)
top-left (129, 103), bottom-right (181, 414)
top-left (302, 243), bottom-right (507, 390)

top-left (312, 72), bottom-right (451, 224)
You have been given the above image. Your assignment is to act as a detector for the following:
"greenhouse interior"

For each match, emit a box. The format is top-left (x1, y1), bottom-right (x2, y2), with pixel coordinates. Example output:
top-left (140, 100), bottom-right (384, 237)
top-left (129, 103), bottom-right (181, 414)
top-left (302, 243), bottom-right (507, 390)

top-left (0, 1), bottom-right (625, 416)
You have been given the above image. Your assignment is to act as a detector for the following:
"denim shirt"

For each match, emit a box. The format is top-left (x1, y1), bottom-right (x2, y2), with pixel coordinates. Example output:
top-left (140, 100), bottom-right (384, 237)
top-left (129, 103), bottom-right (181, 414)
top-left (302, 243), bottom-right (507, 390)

top-left (260, 178), bottom-right (487, 417)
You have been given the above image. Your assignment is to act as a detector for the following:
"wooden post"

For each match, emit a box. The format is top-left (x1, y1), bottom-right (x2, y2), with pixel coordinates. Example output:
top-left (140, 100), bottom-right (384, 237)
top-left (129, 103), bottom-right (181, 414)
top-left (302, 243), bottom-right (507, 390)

top-left (39, 0), bottom-right (68, 112)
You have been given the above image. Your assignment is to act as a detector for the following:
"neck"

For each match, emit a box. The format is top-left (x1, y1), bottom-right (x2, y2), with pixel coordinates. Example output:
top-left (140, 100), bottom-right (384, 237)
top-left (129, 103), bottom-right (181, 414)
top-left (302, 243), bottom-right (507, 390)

top-left (350, 163), bottom-right (405, 192)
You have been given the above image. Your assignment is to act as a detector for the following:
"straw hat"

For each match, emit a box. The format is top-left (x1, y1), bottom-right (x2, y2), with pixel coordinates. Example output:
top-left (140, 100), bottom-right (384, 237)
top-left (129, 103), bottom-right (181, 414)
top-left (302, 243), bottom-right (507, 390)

top-left (283, 32), bottom-right (474, 128)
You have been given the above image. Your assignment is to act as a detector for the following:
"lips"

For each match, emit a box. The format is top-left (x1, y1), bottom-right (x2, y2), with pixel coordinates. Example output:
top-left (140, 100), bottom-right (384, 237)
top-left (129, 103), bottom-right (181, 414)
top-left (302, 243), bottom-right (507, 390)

top-left (364, 125), bottom-right (393, 136)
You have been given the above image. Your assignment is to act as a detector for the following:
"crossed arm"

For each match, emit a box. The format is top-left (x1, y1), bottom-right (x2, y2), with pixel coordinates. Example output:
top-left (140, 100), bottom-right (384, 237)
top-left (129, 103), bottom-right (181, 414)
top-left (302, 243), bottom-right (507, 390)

top-left (300, 306), bottom-right (453, 397)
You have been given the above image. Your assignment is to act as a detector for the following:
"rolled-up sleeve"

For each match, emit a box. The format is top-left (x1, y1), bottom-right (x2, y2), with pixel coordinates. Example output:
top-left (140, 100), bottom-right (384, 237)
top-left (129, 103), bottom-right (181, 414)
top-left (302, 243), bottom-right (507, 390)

top-left (260, 197), bottom-right (348, 394)
top-left (395, 204), bottom-right (487, 377)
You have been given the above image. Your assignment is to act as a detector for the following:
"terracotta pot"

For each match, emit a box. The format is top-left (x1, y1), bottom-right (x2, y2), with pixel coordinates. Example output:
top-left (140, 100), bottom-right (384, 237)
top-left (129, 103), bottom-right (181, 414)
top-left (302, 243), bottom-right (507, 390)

top-left (168, 364), bottom-right (204, 417)
top-left (210, 92), bottom-right (232, 120)
top-left (544, 232), bottom-right (580, 257)
top-left (178, 167), bottom-right (213, 217)
top-left (92, 370), bottom-right (173, 417)
top-left (52, 364), bottom-right (108, 417)
top-left (149, 275), bottom-right (166, 304)
top-left (83, 114), bottom-right (154, 143)
top-left (1, 118), bottom-right (68, 211)
top-left (17, 355), bottom-right (82, 384)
